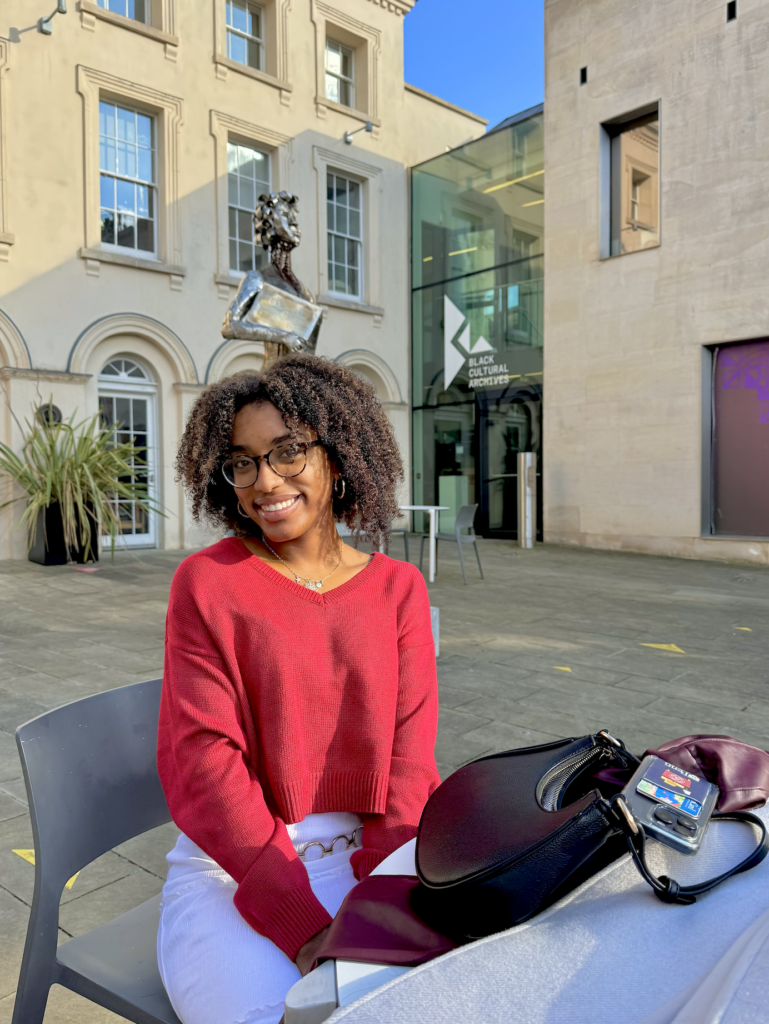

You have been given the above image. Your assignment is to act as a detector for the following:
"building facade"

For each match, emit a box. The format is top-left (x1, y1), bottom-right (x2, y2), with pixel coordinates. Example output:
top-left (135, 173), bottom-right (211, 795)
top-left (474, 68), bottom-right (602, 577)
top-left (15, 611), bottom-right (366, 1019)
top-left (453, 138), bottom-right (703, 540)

top-left (411, 108), bottom-right (544, 539)
top-left (544, 0), bottom-right (769, 563)
top-left (0, 0), bottom-right (485, 559)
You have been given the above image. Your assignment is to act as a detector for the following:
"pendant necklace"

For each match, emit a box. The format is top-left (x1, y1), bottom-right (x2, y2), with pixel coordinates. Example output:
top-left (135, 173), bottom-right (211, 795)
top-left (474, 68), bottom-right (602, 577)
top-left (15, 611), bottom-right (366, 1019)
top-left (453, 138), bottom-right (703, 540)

top-left (261, 538), bottom-right (344, 590)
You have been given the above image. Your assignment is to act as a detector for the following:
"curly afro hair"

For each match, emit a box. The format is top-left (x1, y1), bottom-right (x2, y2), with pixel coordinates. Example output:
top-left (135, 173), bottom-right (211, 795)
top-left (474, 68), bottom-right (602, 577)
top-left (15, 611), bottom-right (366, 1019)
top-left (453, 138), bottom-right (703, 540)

top-left (176, 354), bottom-right (403, 548)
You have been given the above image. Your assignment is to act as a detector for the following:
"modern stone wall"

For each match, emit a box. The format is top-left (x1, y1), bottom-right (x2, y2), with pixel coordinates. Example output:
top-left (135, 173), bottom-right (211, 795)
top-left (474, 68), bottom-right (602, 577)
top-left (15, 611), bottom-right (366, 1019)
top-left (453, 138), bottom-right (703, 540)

top-left (543, 0), bottom-right (769, 564)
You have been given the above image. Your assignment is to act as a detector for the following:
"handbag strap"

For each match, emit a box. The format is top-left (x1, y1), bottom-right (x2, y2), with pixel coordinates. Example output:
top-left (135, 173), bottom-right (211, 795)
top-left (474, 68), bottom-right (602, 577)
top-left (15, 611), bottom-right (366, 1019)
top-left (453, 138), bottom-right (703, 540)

top-left (607, 795), bottom-right (769, 905)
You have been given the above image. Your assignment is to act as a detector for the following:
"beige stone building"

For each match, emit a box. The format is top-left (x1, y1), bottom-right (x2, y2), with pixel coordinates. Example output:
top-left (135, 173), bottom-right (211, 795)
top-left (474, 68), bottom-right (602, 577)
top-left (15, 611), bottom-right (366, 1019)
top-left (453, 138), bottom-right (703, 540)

top-left (0, 0), bottom-right (485, 559)
top-left (544, 0), bottom-right (769, 564)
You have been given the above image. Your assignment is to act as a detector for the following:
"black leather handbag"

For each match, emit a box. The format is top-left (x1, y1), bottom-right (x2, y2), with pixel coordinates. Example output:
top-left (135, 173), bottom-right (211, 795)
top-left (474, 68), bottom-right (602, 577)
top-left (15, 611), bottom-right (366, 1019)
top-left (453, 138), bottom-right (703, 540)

top-left (413, 731), bottom-right (768, 942)
top-left (414, 731), bottom-right (632, 939)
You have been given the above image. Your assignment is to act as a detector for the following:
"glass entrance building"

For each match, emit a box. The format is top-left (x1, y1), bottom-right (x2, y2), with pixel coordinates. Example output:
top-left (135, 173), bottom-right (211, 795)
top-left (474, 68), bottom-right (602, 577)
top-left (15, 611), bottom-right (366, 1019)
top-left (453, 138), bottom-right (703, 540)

top-left (411, 105), bottom-right (544, 539)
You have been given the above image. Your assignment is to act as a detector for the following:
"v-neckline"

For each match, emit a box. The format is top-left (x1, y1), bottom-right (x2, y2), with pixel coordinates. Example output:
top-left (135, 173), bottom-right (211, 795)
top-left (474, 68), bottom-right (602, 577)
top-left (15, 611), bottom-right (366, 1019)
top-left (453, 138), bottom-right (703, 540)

top-left (234, 538), bottom-right (381, 605)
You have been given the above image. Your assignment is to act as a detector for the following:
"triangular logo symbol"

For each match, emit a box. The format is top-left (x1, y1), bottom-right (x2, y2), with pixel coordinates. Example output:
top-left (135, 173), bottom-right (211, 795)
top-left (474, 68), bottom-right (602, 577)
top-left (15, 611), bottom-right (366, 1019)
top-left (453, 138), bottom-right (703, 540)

top-left (444, 296), bottom-right (468, 389)
top-left (443, 297), bottom-right (496, 389)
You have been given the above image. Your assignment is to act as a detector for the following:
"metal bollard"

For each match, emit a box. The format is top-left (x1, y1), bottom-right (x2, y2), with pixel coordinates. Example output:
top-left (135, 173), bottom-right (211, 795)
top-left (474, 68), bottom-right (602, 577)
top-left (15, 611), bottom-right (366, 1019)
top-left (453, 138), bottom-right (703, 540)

top-left (517, 452), bottom-right (537, 549)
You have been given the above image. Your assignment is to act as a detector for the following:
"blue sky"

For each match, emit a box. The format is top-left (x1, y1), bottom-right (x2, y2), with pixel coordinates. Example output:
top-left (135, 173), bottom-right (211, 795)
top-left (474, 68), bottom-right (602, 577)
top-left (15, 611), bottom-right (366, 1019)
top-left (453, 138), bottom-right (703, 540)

top-left (404, 0), bottom-right (544, 131)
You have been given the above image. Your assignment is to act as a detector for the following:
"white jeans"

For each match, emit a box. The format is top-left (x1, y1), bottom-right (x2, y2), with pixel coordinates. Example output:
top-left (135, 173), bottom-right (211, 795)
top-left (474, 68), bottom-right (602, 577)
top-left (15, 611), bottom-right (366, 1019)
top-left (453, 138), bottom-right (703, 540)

top-left (157, 812), bottom-right (362, 1024)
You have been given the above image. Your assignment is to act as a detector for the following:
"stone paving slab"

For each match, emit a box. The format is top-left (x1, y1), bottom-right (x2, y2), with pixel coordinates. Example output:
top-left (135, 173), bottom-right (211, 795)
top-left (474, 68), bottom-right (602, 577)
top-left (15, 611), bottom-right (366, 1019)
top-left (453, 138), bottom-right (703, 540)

top-left (0, 540), bottom-right (768, 1020)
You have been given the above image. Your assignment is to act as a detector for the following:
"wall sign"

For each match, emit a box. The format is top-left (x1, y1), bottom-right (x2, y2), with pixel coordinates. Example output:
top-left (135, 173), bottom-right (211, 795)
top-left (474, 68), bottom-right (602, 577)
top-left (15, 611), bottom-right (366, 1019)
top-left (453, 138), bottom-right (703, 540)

top-left (443, 296), bottom-right (509, 390)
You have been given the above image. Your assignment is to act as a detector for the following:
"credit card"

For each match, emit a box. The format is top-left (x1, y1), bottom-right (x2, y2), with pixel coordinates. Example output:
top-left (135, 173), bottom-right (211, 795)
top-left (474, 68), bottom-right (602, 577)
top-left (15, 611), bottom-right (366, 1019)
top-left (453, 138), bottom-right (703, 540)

top-left (681, 797), bottom-right (703, 818)
top-left (638, 779), bottom-right (685, 808)
top-left (637, 779), bottom-right (703, 818)
top-left (641, 760), bottom-right (711, 804)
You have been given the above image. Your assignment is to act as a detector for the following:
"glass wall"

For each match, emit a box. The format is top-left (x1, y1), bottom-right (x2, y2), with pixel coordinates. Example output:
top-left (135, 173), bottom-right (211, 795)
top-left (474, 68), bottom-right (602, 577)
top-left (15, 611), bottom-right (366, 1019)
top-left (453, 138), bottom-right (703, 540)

top-left (411, 108), bottom-right (544, 539)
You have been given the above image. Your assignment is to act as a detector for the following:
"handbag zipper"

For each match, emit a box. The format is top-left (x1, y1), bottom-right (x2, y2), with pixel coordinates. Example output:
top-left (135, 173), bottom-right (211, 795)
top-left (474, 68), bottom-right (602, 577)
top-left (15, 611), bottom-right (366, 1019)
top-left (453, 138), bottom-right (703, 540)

top-left (537, 742), bottom-right (610, 811)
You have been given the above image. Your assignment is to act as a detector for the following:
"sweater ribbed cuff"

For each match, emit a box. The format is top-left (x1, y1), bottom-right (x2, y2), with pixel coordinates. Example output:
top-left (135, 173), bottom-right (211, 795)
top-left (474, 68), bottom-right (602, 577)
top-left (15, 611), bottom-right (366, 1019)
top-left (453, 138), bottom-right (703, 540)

top-left (350, 846), bottom-right (389, 881)
top-left (234, 879), bottom-right (333, 962)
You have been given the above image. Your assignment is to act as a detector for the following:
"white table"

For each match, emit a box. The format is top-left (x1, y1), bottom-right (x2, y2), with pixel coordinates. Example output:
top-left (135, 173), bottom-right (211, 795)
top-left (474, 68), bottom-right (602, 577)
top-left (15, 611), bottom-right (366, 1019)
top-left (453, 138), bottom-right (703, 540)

top-left (399, 505), bottom-right (449, 583)
top-left (284, 841), bottom-right (417, 1024)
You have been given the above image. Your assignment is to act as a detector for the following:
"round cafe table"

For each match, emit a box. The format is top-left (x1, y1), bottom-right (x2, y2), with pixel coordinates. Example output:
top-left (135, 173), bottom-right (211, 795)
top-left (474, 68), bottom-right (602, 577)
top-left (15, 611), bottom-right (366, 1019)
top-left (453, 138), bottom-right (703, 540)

top-left (327, 803), bottom-right (769, 1024)
top-left (399, 505), bottom-right (449, 583)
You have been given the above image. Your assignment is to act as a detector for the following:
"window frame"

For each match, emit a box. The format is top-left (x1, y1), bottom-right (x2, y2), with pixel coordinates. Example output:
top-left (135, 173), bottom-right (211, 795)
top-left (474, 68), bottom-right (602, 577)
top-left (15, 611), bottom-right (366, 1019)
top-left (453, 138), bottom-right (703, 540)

top-left (98, 100), bottom-right (158, 260)
top-left (97, 355), bottom-right (160, 549)
top-left (311, 2), bottom-right (381, 125)
top-left (79, 0), bottom-right (177, 45)
top-left (226, 0), bottom-right (265, 72)
top-left (77, 66), bottom-right (184, 277)
top-left (0, 41), bottom-right (12, 259)
top-left (312, 146), bottom-right (382, 314)
top-left (210, 110), bottom-right (290, 293)
top-left (213, 0), bottom-right (292, 95)
top-left (325, 37), bottom-right (355, 109)
top-left (326, 170), bottom-right (364, 301)
top-left (96, 0), bottom-right (150, 24)
top-left (599, 101), bottom-right (660, 260)
top-left (227, 140), bottom-right (272, 275)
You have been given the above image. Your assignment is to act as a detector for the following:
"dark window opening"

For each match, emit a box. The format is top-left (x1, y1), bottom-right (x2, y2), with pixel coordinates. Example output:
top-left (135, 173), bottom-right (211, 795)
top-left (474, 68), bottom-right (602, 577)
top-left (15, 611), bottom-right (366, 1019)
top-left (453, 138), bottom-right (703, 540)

top-left (710, 340), bottom-right (769, 537)
top-left (727, 1), bottom-right (736, 21)
top-left (580, 66), bottom-right (588, 85)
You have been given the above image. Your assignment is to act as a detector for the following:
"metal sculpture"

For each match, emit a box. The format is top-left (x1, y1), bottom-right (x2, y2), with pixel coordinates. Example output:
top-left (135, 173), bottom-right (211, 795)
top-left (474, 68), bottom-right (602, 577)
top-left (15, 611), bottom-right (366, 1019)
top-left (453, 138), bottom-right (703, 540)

top-left (221, 191), bottom-right (323, 366)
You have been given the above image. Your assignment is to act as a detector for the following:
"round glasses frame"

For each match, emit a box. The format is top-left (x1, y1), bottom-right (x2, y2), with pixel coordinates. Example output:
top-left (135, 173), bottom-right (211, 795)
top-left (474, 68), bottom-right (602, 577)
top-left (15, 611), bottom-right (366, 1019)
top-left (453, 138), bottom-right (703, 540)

top-left (222, 439), bottom-right (324, 488)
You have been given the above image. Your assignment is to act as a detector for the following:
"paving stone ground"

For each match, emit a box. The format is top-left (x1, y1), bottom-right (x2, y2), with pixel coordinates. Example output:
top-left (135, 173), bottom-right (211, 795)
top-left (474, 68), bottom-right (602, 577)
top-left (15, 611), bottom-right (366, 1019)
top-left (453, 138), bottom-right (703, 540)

top-left (1, 539), bottom-right (769, 1021)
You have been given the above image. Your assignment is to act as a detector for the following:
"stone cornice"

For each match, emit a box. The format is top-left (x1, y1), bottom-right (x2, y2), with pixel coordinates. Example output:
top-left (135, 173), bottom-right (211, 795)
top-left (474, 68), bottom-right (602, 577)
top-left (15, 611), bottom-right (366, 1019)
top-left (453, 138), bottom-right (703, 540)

top-left (366, 0), bottom-right (416, 16)
top-left (0, 367), bottom-right (92, 384)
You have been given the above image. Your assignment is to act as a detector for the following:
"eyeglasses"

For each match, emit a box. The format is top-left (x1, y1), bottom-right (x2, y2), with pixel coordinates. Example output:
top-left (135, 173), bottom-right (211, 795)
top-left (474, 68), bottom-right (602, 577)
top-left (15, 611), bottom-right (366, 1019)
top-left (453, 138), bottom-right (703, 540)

top-left (222, 440), bottom-right (323, 488)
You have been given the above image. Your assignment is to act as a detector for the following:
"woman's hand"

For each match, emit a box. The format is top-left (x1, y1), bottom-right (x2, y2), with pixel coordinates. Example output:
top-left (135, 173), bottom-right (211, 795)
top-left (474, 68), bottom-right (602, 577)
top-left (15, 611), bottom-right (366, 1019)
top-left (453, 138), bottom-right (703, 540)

top-left (295, 924), bottom-right (331, 977)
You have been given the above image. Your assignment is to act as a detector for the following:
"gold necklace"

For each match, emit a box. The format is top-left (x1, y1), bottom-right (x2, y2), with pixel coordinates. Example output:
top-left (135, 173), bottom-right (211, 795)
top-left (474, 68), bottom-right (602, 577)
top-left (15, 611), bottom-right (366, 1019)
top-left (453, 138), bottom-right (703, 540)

top-left (261, 538), bottom-right (344, 590)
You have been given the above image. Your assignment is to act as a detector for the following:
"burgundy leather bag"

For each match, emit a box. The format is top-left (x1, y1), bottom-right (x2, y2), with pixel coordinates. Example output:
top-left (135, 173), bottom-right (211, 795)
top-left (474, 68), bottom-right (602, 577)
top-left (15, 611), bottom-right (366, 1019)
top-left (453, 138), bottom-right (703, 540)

top-left (646, 735), bottom-right (769, 812)
top-left (313, 875), bottom-right (459, 970)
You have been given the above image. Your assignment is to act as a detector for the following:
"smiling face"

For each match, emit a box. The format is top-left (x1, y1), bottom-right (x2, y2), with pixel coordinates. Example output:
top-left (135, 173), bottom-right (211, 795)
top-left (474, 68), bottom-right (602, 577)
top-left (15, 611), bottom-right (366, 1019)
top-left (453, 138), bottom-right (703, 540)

top-left (230, 401), bottom-right (334, 544)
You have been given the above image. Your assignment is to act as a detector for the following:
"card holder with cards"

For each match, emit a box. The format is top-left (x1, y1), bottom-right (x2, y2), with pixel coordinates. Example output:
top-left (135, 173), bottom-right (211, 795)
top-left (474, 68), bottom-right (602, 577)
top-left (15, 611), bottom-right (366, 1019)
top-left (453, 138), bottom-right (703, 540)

top-left (610, 749), bottom-right (769, 906)
top-left (620, 755), bottom-right (719, 855)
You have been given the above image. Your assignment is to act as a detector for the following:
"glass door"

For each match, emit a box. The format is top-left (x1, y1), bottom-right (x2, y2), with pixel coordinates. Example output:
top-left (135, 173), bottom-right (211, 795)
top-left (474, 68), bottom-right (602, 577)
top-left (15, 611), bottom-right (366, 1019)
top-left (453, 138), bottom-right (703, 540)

top-left (98, 358), bottom-right (158, 548)
top-left (478, 387), bottom-right (542, 539)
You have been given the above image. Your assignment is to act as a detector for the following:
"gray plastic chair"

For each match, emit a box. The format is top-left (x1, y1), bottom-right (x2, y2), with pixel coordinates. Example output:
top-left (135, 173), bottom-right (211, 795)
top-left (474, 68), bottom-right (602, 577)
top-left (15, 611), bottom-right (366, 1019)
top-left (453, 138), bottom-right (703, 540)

top-left (12, 678), bottom-right (180, 1024)
top-left (390, 528), bottom-right (410, 562)
top-left (419, 503), bottom-right (483, 585)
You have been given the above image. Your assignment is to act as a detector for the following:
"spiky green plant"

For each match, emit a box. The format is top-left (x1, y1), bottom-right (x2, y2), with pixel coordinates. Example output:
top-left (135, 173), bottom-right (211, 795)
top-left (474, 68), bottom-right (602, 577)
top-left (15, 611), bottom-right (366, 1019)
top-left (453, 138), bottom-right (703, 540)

top-left (0, 403), bottom-right (163, 560)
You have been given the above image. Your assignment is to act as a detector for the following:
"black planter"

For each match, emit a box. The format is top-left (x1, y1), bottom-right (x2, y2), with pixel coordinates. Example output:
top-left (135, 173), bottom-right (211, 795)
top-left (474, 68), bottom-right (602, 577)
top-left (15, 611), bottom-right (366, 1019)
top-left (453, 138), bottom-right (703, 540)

top-left (28, 504), bottom-right (100, 566)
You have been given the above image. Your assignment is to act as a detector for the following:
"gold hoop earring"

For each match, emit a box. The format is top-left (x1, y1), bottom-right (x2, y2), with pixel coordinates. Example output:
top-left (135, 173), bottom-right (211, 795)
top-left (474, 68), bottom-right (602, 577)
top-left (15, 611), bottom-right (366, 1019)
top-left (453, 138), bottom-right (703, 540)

top-left (334, 478), bottom-right (346, 499)
top-left (237, 502), bottom-right (251, 519)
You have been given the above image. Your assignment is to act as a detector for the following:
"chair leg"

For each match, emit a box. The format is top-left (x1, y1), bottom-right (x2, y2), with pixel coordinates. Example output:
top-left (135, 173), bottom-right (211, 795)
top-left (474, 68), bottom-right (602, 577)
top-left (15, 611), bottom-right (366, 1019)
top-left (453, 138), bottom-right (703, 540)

top-left (474, 540), bottom-right (484, 579)
top-left (12, 898), bottom-right (58, 1024)
top-left (419, 535), bottom-right (425, 573)
top-left (403, 532), bottom-right (409, 564)
top-left (456, 538), bottom-right (467, 585)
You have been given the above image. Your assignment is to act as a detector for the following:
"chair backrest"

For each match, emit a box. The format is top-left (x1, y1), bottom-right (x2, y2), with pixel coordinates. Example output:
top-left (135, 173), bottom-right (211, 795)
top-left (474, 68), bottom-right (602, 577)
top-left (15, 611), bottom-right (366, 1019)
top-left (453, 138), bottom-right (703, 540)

top-left (455, 504), bottom-right (479, 533)
top-left (16, 678), bottom-right (171, 895)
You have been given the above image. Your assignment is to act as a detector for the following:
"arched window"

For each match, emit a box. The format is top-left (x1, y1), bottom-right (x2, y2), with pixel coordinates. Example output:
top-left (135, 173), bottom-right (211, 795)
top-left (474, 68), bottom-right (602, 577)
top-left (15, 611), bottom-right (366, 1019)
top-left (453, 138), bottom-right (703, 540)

top-left (99, 357), bottom-right (152, 382)
top-left (98, 355), bottom-right (158, 547)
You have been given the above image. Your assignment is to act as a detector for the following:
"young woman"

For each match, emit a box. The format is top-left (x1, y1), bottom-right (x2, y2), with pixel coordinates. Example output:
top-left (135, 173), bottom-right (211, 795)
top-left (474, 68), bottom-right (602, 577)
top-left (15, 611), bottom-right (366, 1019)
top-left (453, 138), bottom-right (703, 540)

top-left (156, 355), bottom-right (440, 1024)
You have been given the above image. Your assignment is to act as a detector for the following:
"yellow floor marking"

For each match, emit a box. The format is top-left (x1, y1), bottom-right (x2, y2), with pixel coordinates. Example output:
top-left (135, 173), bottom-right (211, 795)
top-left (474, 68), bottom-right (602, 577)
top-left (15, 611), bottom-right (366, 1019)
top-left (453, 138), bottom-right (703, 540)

top-left (735, 627), bottom-right (752, 632)
top-left (553, 666), bottom-right (572, 672)
top-left (639, 643), bottom-right (685, 654)
top-left (12, 849), bottom-right (79, 889)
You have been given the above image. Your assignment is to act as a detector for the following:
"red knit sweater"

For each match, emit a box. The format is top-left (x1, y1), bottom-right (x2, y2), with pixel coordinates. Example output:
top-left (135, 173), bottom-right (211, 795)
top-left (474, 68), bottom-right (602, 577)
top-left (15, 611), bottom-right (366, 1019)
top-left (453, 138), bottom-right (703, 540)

top-left (157, 537), bottom-right (440, 961)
